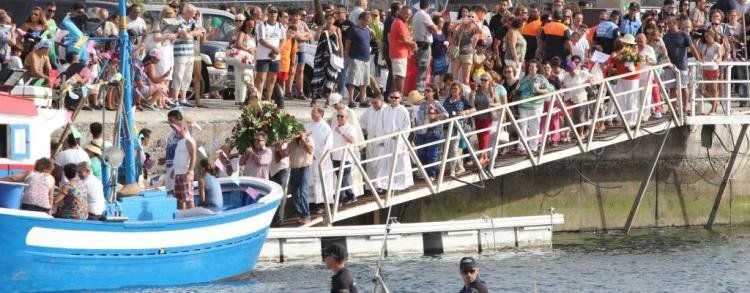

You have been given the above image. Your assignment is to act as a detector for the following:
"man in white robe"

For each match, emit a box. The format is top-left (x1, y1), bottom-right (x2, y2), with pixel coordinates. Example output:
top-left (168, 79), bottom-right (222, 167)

top-left (305, 107), bottom-right (334, 213)
top-left (359, 95), bottom-right (387, 189)
top-left (373, 92), bottom-right (414, 191)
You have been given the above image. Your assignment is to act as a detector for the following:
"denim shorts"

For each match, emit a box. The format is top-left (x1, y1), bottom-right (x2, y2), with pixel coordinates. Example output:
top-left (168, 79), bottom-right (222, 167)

top-left (256, 60), bottom-right (280, 73)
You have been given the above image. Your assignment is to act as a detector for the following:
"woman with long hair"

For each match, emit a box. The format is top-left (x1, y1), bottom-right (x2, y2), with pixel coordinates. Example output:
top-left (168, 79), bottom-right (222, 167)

top-left (142, 49), bottom-right (172, 109)
top-left (151, 6), bottom-right (178, 96)
top-left (431, 14), bottom-right (449, 90)
top-left (18, 7), bottom-right (48, 58)
top-left (291, 8), bottom-right (312, 100)
top-left (503, 17), bottom-right (526, 80)
top-left (310, 12), bottom-right (343, 106)
top-left (233, 17), bottom-right (258, 105)
top-left (451, 11), bottom-right (481, 84)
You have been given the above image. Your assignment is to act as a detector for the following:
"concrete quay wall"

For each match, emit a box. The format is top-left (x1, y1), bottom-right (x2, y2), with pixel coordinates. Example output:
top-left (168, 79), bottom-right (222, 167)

top-left (397, 125), bottom-right (750, 232)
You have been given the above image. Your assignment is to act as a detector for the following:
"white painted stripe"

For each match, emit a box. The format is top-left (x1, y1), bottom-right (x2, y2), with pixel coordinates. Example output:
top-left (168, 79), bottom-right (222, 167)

top-left (25, 208), bottom-right (276, 250)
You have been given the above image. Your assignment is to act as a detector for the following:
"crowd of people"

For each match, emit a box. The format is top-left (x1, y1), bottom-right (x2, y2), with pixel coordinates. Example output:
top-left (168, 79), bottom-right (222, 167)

top-left (3, 0), bottom-right (750, 224)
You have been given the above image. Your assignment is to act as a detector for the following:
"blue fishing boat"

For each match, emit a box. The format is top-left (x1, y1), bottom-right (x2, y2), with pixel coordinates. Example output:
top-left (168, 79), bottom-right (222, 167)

top-left (0, 178), bottom-right (282, 292)
top-left (0, 0), bottom-right (283, 290)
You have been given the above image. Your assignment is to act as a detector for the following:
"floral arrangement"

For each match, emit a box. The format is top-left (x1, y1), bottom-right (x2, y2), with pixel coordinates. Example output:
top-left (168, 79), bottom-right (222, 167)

top-left (229, 102), bottom-right (305, 152)
top-left (616, 47), bottom-right (643, 64)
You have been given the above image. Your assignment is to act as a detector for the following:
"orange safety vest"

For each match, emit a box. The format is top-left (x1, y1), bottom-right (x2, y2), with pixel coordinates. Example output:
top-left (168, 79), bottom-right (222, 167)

top-left (521, 20), bottom-right (542, 37)
top-left (542, 21), bottom-right (568, 37)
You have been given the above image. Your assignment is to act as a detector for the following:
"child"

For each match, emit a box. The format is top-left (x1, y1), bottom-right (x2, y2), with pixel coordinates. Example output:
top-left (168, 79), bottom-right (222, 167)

top-left (7, 47), bottom-right (23, 70)
top-left (197, 159), bottom-right (223, 213)
top-left (278, 25), bottom-right (298, 98)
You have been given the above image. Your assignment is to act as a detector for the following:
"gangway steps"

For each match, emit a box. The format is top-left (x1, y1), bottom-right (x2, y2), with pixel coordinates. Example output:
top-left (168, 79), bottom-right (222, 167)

top-left (278, 117), bottom-right (675, 227)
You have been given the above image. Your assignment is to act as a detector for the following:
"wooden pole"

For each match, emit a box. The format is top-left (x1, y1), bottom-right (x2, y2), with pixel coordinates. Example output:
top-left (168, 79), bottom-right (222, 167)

top-left (53, 91), bottom-right (88, 157)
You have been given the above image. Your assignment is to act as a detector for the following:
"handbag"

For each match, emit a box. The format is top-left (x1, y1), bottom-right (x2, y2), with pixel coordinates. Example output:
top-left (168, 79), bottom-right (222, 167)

top-left (448, 27), bottom-right (465, 59)
top-left (325, 31), bottom-right (344, 71)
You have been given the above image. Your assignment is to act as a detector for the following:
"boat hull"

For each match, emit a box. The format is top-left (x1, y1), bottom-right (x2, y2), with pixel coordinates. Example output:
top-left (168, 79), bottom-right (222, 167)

top-left (0, 178), bottom-right (282, 292)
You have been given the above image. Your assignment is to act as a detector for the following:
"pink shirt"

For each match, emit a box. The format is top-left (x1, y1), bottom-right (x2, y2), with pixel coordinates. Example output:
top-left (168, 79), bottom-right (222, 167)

top-left (242, 147), bottom-right (273, 179)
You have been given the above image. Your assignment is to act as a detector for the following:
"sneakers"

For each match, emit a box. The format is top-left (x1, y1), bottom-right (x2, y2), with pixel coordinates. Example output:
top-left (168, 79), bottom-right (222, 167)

top-left (179, 100), bottom-right (195, 108)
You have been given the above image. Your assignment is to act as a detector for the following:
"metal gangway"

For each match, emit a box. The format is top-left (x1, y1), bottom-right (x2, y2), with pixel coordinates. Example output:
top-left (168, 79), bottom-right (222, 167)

top-left (296, 62), bottom-right (750, 228)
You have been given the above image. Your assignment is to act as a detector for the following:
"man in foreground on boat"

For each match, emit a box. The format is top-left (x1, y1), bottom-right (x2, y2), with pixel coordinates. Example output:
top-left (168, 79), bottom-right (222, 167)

top-left (77, 161), bottom-right (105, 220)
top-left (459, 257), bottom-right (489, 293)
top-left (323, 243), bottom-right (358, 293)
top-left (170, 121), bottom-right (196, 210)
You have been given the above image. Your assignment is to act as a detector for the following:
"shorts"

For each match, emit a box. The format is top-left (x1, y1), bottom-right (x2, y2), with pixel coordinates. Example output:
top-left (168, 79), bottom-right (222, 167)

top-left (662, 69), bottom-right (689, 90)
top-left (256, 60), bottom-right (280, 73)
top-left (702, 69), bottom-right (720, 80)
top-left (459, 53), bottom-right (473, 64)
top-left (173, 173), bottom-right (195, 204)
top-left (346, 58), bottom-right (370, 86)
top-left (277, 71), bottom-right (289, 82)
top-left (391, 58), bottom-right (407, 77)
top-left (171, 56), bottom-right (195, 92)
top-left (297, 51), bottom-right (305, 64)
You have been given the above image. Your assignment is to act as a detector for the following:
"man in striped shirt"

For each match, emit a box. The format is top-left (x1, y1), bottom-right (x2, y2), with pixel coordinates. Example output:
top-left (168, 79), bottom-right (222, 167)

top-left (170, 4), bottom-right (204, 108)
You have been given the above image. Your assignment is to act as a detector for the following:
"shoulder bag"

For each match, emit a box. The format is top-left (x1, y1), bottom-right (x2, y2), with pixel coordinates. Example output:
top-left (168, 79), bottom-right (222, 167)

top-left (325, 31), bottom-right (345, 71)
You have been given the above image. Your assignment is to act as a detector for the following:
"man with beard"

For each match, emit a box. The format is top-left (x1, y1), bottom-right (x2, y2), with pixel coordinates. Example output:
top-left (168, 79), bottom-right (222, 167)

top-left (520, 4), bottom-right (542, 61)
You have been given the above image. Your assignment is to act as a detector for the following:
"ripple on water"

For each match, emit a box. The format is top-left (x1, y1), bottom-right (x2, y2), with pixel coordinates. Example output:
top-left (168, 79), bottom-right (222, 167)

top-left (108, 226), bottom-right (750, 293)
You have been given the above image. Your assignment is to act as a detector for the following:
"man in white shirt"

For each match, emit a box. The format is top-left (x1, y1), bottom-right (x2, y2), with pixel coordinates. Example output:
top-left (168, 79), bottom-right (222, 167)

top-left (126, 4), bottom-right (148, 44)
top-left (412, 0), bottom-right (439, 92)
top-left (349, 0), bottom-right (367, 24)
top-left (255, 6), bottom-right (286, 103)
top-left (373, 92), bottom-right (413, 192)
top-left (56, 134), bottom-right (91, 183)
top-left (77, 161), bottom-right (105, 220)
top-left (332, 110), bottom-right (357, 204)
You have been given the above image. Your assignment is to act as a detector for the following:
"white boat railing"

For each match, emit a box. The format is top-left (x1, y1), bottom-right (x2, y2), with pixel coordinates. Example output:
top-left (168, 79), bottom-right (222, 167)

top-left (314, 63), bottom-right (685, 225)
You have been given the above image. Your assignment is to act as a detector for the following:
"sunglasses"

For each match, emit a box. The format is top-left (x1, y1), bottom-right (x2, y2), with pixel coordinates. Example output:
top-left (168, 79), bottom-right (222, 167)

top-left (48, 9), bottom-right (56, 13)
top-left (461, 269), bottom-right (476, 275)
top-left (337, 115), bottom-right (346, 118)
top-left (390, 96), bottom-right (401, 99)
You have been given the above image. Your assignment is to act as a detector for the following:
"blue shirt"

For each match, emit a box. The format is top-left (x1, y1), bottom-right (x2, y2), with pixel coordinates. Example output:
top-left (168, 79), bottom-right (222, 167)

top-left (203, 174), bottom-right (223, 212)
top-left (348, 25), bottom-right (372, 61)
top-left (443, 96), bottom-right (474, 129)
top-left (174, 17), bottom-right (196, 58)
top-left (619, 15), bottom-right (642, 36)
top-left (415, 101), bottom-right (449, 137)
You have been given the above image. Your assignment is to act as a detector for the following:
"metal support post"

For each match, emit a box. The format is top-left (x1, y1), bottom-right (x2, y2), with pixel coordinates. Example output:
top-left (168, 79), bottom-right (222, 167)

top-left (706, 124), bottom-right (749, 230)
top-left (624, 121), bottom-right (671, 234)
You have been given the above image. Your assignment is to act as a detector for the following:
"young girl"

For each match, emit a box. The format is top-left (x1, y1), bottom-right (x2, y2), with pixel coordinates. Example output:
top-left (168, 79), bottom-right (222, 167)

top-left (700, 30), bottom-right (723, 114)
top-left (197, 159), bottom-right (223, 213)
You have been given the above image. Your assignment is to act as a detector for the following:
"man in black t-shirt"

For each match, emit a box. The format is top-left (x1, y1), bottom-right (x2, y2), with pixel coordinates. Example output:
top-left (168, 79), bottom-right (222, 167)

top-left (459, 257), bottom-right (489, 293)
top-left (323, 243), bottom-right (358, 293)
top-left (335, 5), bottom-right (356, 98)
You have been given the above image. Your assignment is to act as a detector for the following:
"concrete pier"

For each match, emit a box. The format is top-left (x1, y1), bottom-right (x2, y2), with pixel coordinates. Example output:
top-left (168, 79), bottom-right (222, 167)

top-left (259, 214), bottom-right (564, 262)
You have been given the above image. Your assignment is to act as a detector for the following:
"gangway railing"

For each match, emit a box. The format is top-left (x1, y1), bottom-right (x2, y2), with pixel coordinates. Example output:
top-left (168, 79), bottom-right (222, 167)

top-left (687, 61), bottom-right (750, 125)
top-left (311, 63), bottom-right (685, 226)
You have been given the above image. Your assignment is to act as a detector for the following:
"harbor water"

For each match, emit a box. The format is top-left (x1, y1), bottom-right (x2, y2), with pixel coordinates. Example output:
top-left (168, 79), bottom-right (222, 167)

top-left (119, 226), bottom-right (750, 292)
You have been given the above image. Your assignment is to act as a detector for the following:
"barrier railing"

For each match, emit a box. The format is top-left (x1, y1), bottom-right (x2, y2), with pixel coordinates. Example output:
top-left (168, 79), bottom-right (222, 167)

top-left (688, 61), bottom-right (750, 118)
top-left (315, 63), bottom-right (684, 225)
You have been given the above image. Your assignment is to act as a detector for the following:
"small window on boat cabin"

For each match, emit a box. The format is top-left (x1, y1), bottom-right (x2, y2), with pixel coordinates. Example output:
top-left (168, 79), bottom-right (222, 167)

top-left (0, 124), bottom-right (31, 160)
top-left (0, 124), bottom-right (7, 158)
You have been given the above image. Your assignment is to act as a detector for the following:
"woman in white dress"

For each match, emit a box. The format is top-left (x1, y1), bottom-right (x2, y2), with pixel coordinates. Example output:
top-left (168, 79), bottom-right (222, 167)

top-left (232, 17), bottom-right (258, 105)
top-left (152, 7), bottom-right (178, 95)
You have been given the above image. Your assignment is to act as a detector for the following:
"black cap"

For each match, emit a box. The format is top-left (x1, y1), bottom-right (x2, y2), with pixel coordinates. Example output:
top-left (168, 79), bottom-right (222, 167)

top-left (322, 243), bottom-right (348, 261)
top-left (628, 2), bottom-right (640, 10)
top-left (459, 257), bottom-right (477, 271)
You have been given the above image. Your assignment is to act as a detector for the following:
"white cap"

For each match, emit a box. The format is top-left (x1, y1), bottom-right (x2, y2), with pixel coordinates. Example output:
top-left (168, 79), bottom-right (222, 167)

top-left (329, 93), bottom-right (343, 105)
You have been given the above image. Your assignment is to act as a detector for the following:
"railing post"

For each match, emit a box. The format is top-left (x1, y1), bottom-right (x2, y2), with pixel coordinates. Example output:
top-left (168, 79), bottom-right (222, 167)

top-left (635, 69), bottom-right (655, 136)
top-left (436, 120), bottom-right (454, 192)
top-left (586, 81), bottom-right (607, 152)
top-left (488, 106), bottom-right (508, 171)
top-left (604, 82), bottom-right (634, 139)
top-left (400, 133), bottom-right (437, 194)
top-left (346, 147), bottom-right (385, 208)
top-left (318, 150), bottom-right (334, 225)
